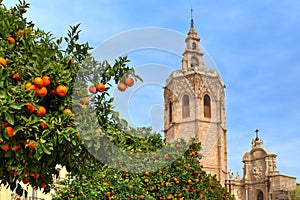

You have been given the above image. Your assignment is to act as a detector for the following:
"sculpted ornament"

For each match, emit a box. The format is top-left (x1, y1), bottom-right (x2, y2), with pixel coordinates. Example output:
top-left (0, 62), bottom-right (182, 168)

top-left (252, 164), bottom-right (263, 180)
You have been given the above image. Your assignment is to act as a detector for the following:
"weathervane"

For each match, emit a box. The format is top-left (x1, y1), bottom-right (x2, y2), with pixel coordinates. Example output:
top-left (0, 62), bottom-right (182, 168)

top-left (190, 7), bottom-right (194, 27)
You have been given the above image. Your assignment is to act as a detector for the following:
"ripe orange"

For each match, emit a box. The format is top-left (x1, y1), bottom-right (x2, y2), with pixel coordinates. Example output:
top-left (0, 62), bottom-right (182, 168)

top-left (13, 145), bottom-right (20, 152)
top-left (6, 126), bottom-right (14, 137)
top-left (96, 83), bottom-right (105, 92)
top-left (37, 106), bottom-right (46, 117)
top-left (128, 185), bottom-right (133, 189)
top-left (125, 77), bottom-right (134, 87)
top-left (42, 76), bottom-right (51, 87)
top-left (11, 73), bottom-right (20, 80)
top-left (89, 85), bottom-right (97, 94)
top-left (17, 29), bottom-right (24, 36)
top-left (139, 195), bottom-right (145, 199)
top-left (66, 56), bottom-right (74, 63)
top-left (27, 140), bottom-right (37, 149)
top-left (31, 172), bottom-right (39, 178)
top-left (7, 36), bottom-right (16, 44)
top-left (56, 84), bottom-right (68, 97)
top-left (33, 77), bottom-right (44, 88)
top-left (22, 177), bottom-right (29, 184)
top-left (199, 193), bottom-right (203, 199)
top-left (80, 97), bottom-right (90, 104)
top-left (0, 57), bottom-right (7, 67)
top-left (36, 87), bottom-right (48, 97)
top-left (106, 192), bottom-right (111, 197)
top-left (144, 178), bottom-right (149, 183)
top-left (117, 82), bottom-right (126, 92)
top-left (63, 108), bottom-right (72, 115)
top-left (40, 122), bottom-right (48, 130)
top-left (145, 171), bottom-right (150, 176)
top-left (25, 82), bottom-right (36, 91)
top-left (1, 144), bottom-right (10, 151)
top-left (26, 103), bottom-right (36, 113)
top-left (41, 183), bottom-right (47, 189)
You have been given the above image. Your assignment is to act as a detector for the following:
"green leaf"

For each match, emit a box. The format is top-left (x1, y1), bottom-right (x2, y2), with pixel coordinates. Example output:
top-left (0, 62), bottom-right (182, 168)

top-left (41, 143), bottom-right (52, 155)
top-left (4, 112), bottom-right (14, 125)
top-left (9, 103), bottom-right (25, 110)
top-left (4, 150), bottom-right (12, 157)
top-left (14, 125), bottom-right (23, 134)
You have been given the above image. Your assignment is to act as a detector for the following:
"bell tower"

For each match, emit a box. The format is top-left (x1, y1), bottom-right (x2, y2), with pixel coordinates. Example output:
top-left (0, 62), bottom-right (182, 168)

top-left (164, 17), bottom-right (228, 185)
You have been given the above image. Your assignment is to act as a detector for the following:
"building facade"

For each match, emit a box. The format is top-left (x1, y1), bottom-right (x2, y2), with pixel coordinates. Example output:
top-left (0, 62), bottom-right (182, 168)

top-left (226, 137), bottom-right (297, 200)
top-left (164, 20), bottom-right (228, 185)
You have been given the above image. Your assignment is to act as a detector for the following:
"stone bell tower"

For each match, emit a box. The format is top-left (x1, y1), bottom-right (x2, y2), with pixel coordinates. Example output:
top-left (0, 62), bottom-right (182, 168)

top-left (164, 17), bottom-right (228, 184)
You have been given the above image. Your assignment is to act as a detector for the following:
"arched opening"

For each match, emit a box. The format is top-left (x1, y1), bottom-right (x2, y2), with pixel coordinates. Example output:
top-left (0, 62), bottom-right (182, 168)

top-left (257, 191), bottom-right (264, 200)
top-left (191, 56), bottom-right (198, 67)
top-left (182, 95), bottom-right (190, 118)
top-left (204, 94), bottom-right (211, 118)
top-left (192, 42), bottom-right (197, 50)
top-left (169, 101), bottom-right (172, 123)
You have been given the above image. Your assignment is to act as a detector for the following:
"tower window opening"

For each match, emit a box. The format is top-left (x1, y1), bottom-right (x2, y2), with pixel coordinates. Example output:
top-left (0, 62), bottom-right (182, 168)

top-left (191, 56), bottom-right (198, 67)
top-left (204, 94), bottom-right (211, 118)
top-left (192, 42), bottom-right (197, 50)
top-left (182, 94), bottom-right (190, 118)
top-left (169, 101), bottom-right (172, 123)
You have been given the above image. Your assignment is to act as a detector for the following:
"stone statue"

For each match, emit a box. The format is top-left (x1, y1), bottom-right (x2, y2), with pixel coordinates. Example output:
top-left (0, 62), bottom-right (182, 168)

top-left (228, 169), bottom-right (234, 180)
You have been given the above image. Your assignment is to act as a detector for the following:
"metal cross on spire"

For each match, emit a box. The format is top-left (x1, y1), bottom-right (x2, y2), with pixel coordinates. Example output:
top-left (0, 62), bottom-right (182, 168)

top-left (190, 7), bottom-right (194, 27)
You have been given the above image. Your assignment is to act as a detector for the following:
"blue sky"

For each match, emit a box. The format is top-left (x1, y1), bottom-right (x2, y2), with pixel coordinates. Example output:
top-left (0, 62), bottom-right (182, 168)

top-left (3, 0), bottom-right (300, 181)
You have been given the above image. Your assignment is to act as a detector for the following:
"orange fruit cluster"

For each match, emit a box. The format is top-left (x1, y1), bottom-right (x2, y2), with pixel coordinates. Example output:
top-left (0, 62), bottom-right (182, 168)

top-left (117, 77), bottom-right (134, 92)
top-left (88, 82), bottom-right (105, 94)
top-left (25, 76), bottom-right (68, 97)
top-left (26, 103), bottom-right (46, 117)
top-left (25, 75), bottom-right (70, 118)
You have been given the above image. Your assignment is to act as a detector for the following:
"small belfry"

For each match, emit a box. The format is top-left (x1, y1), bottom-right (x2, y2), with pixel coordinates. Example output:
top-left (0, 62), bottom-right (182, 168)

top-left (164, 15), bottom-right (228, 185)
top-left (182, 10), bottom-right (205, 69)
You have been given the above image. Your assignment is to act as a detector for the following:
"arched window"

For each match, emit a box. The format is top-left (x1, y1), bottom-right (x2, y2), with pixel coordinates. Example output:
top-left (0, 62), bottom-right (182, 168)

top-left (257, 191), bottom-right (264, 200)
top-left (182, 95), bottom-right (190, 118)
top-left (169, 101), bottom-right (172, 123)
top-left (204, 94), bottom-right (211, 118)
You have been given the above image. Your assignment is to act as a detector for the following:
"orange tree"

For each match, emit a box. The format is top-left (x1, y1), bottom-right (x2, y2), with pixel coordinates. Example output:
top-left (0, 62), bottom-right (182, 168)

top-left (0, 0), bottom-right (139, 196)
top-left (1, 1), bottom-right (234, 199)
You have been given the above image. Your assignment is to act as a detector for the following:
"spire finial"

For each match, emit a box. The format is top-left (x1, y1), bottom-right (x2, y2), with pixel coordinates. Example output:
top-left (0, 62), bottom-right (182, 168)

top-left (190, 7), bottom-right (194, 27)
top-left (255, 129), bottom-right (259, 141)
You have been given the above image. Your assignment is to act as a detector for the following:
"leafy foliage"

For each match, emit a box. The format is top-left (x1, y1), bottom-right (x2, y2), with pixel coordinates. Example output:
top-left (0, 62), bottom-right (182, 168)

top-left (53, 139), bottom-right (233, 200)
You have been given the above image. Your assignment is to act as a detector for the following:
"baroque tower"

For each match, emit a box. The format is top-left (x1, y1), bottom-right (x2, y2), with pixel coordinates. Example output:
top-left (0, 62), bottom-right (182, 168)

top-left (164, 18), bottom-right (228, 184)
